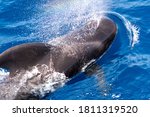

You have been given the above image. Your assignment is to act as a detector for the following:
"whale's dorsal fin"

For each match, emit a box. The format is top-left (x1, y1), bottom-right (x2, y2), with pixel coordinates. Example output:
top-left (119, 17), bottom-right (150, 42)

top-left (0, 43), bottom-right (51, 76)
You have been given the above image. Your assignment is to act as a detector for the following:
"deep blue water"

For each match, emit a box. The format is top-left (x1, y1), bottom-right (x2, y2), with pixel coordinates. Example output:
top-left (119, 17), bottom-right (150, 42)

top-left (0, 0), bottom-right (150, 99)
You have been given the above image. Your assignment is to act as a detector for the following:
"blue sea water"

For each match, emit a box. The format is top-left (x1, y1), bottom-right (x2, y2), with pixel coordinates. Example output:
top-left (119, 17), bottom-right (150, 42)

top-left (0, 0), bottom-right (150, 99)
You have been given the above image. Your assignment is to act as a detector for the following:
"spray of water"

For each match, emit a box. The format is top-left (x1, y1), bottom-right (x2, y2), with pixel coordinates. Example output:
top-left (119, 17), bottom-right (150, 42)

top-left (28, 0), bottom-right (109, 41)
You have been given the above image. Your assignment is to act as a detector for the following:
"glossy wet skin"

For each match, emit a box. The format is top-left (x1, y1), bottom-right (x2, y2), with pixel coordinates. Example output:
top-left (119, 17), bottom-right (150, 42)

top-left (0, 17), bottom-right (117, 77)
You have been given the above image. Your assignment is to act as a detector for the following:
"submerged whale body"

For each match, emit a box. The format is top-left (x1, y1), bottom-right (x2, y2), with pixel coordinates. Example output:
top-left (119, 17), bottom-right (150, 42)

top-left (0, 17), bottom-right (117, 99)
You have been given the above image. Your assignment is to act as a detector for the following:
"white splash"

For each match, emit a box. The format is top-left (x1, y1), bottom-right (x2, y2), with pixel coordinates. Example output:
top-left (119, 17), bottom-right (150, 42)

top-left (112, 93), bottom-right (121, 99)
top-left (0, 64), bottom-right (68, 99)
top-left (123, 18), bottom-right (140, 47)
top-left (130, 24), bottom-right (140, 47)
top-left (17, 64), bottom-right (68, 98)
top-left (0, 68), bottom-right (10, 83)
top-left (30, 71), bottom-right (67, 97)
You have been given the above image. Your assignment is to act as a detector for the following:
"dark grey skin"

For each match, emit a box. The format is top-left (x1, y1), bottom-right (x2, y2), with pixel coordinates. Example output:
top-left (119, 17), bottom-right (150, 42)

top-left (0, 17), bottom-right (117, 78)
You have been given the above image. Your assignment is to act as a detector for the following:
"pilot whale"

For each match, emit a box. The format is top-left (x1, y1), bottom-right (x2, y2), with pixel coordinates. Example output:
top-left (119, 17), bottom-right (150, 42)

top-left (0, 17), bottom-right (117, 99)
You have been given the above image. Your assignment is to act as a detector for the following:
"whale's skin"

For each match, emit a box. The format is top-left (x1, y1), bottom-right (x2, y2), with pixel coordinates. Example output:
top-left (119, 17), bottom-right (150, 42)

top-left (0, 17), bottom-right (117, 99)
top-left (0, 17), bottom-right (117, 77)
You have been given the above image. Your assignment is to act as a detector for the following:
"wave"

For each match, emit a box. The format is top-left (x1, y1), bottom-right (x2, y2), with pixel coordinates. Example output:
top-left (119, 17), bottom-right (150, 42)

top-left (109, 11), bottom-right (140, 47)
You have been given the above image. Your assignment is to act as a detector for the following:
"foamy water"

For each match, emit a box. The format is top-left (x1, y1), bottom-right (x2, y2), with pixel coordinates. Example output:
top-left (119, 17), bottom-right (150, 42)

top-left (0, 65), bottom-right (68, 99)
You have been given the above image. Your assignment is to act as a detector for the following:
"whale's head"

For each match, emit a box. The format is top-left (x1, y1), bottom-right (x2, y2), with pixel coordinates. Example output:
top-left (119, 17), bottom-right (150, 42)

top-left (75, 17), bottom-right (117, 58)
top-left (95, 17), bottom-right (117, 47)
top-left (51, 17), bottom-right (117, 77)
top-left (81, 17), bottom-right (117, 59)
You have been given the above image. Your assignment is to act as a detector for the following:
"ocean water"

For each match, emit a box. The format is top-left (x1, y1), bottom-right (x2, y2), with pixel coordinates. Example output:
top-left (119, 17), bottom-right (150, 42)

top-left (0, 0), bottom-right (150, 99)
